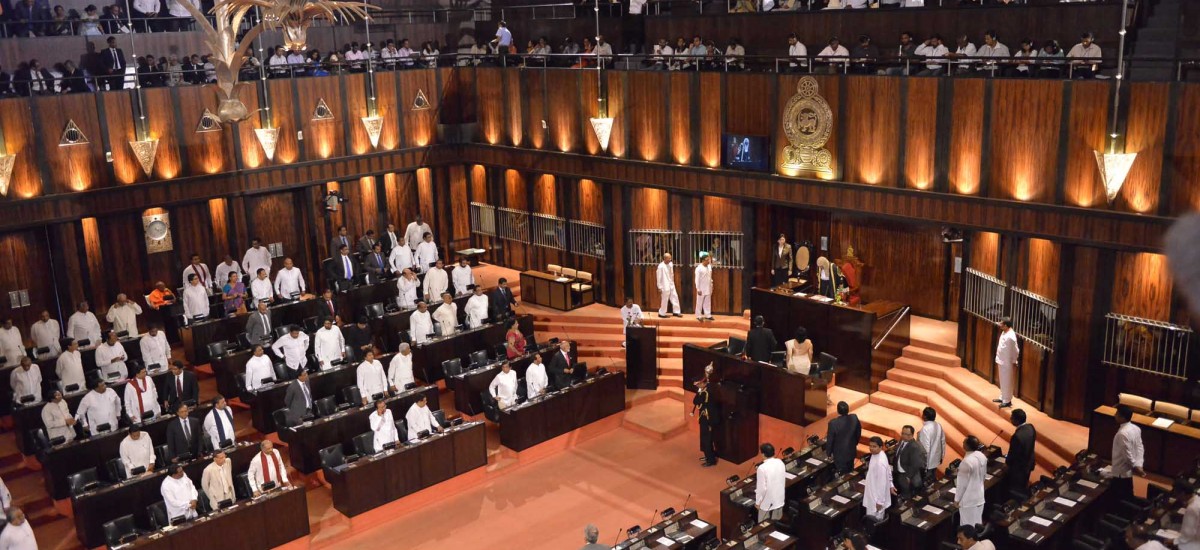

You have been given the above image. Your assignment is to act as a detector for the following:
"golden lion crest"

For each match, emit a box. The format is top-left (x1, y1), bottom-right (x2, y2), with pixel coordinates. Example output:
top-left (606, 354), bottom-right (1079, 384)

top-left (780, 76), bottom-right (833, 177)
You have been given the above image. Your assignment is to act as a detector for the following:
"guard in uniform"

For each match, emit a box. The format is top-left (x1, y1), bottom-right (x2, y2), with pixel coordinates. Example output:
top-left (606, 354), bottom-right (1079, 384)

top-left (692, 378), bottom-right (718, 467)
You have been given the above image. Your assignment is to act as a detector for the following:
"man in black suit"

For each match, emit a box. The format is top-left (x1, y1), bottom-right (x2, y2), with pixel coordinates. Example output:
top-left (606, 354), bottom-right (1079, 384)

top-left (363, 242), bottom-right (387, 280)
top-left (99, 36), bottom-right (126, 91)
top-left (356, 230), bottom-right (378, 256)
top-left (165, 403), bottom-right (203, 461)
top-left (825, 401), bottom-right (862, 475)
top-left (547, 340), bottom-right (577, 390)
top-left (489, 278), bottom-right (517, 321)
top-left (324, 245), bottom-right (361, 292)
top-left (162, 361), bottom-right (199, 411)
top-left (329, 226), bottom-right (352, 259)
top-left (380, 223), bottom-right (401, 257)
top-left (893, 425), bottom-right (927, 498)
top-left (245, 301), bottom-right (274, 344)
top-left (744, 315), bottom-right (777, 363)
top-left (343, 317), bottom-right (373, 360)
top-left (283, 369), bottom-right (314, 426)
top-left (1006, 408), bottom-right (1037, 501)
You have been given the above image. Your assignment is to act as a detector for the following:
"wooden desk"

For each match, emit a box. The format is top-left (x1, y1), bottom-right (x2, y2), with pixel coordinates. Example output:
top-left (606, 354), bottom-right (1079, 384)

top-left (277, 384), bottom-right (440, 474)
top-left (498, 371), bottom-right (626, 452)
top-left (326, 421), bottom-right (487, 517)
top-left (122, 485), bottom-right (309, 550)
top-left (179, 298), bottom-right (312, 365)
top-left (444, 345), bottom-right (556, 416)
top-left (245, 358), bottom-right (373, 435)
top-left (750, 288), bottom-right (909, 394)
top-left (995, 458), bottom-right (1111, 550)
top-left (882, 451), bottom-right (1008, 550)
top-left (719, 445), bottom-right (834, 538)
top-left (210, 350), bottom-right (253, 400)
top-left (335, 280), bottom-right (397, 321)
top-left (519, 270), bottom-right (574, 311)
top-left (71, 442), bottom-right (259, 548)
top-left (719, 521), bottom-right (800, 549)
top-left (377, 291), bottom-right (478, 351)
top-left (683, 343), bottom-right (829, 427)
top-left (410, 315), bottom-right (533, 384)
top-left (2, 338), bottom-right (138, 418)
top-left (1089, 405), bottom-right (1200, 477)
top-left (612, 509), bottom-right (717, 550)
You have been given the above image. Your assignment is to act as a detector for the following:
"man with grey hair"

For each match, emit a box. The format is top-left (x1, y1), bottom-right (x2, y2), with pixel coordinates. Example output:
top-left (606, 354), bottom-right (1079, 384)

top-left (388, 343), bottom-right (415, 389)
top-left (0, 507), bottom-right (37, 549)
top-left (580, 524), bottom-right (606, 549)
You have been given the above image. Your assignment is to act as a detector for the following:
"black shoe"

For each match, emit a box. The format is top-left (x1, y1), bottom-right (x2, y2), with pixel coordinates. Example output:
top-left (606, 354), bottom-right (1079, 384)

top-left (702, 460), bottom-right (716, 467)
top-left (999, 402), bottom-right (1012, 409)
top-left (992, 399), bottom-right (1003, 403)
top-left (705, 317), bottom-right (715, 321)
top-left (673, 313), bottom-right (683, 317)
top-left (658, 314), bottom-right (670, 318)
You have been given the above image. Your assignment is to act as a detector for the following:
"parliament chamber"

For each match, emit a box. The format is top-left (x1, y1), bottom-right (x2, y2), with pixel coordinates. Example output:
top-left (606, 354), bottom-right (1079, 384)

top-left (0, 0), bottom-right (1197, 548)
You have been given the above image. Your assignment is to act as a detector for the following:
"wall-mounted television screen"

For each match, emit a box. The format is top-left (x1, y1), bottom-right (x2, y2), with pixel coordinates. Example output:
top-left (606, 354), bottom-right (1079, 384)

top-left (722, 134), bottom-right (770, 172)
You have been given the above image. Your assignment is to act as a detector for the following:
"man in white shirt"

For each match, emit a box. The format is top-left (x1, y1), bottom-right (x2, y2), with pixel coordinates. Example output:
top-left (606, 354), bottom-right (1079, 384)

top-left (273, 257), bottom-right (307, 299)
top-left (755, 443), bottom-right (786, 521)
top-left (433, 293), bottom-right (459, 338)
top-left (139, 325), bottom-right (170, 371)
top-left (388, 344), bottom-right (415, 389)
top-left (489, 362), bottom-right (518, 409)
top-left (863, 436), bottom-right (894, 521)
top-left (161, 464), bottom-right (199, 520)
top-left (42, 390), bottom-right (77, 444)
top-left (651, 38), bottom-right (674, 70)
top-left (491, 21), bottom-right (512, 52)
top-left (918, 406), bottom-right (946, 478)
top-left (396, 39), bottom-right (416, 69)
top-left (249, 269), bottom-right (274, 304)
top-left (464, 286), bottom-right (489, 329)
top-left (405, 215), bottom-right (432, 251)
top-left (526, 353), bottom-right (548, 398)
top-left (0, 508), bottom-right (38, 550)
top-left (119, 425), bottom-right (156, 476)
top-left (956, 525), bottom-right (996, 550)
top-left (409, 302), bottom-right (434, 344)
top-left (396, 268), bottom-right (420, 309)
top-left (620, 297), bottom-right (644, 348)
top-left (213, 258), bottom-right (241, 296)
top-left (423, 260), bottom-right (449, 302)
top-left (786, 33), bottom-right (808, 72)
top-left (5, 356), bottom-right (40, 411)
top-left (248, 440), bottom-right (289, 494)
top-left (271, 326), bottom-right (310, 377)
top-left (77, 380), bottom-right (121, 435)
top-left (451, 258), bottom-right (475, 296)
top-left (1176, 491), bottom-right (1200, 550)
top-left (415, 233), bottom-right (439, 275)
top-left (314, 318), bottom-right (345, 371)
top-left (67, 301), bottom-right (102, 348)
top-left (946, 34), bottom-right (977, 74)
top-left (369, 400), bottom-right (399, 452)
top-left (915, 34), bottom-right (950, 76)
top-left (203, 396), bottom-right (236, 449)
top-left (182, 275), bottom-right (211, 323)
top-left (389, 239), bottom-right (415, 275)
top-left (0, 320), bottom-right (22, 371)
top-left (268, 46), bottom-right (289, 77)
top-left (244, 345), bottom-right (274, 391)
top-left (30, 310), bottom-right (62, 359)
top-left (1066, 32), bottom-right (1102, 79)
top-left (1110, 404), bottom-right (1144, 500)
top-left (241, 239), bottom-right (272, 281)
top-left (994, 317), bottom-right (1019, 408)
top-left (56, 339), bottom-right (85, 392)
top-left (181, 254), bottom-right (215, 294)
top-left (955, 436), bottom-right (987, 526)
top-left (96, 331), bottom-right (130, 382)
top-left (976, 30), bottom-right (1010, 75)
top-left (357, 350), bottom-right (392, 403)
top-left (694, 254), bottom-right (713, 322)
top-left (123, 365), bottom-right (160, 421)
top-left (816, 37), bottom-right (850, 74)
top-left (404, 394), bottom-right (441, 440)
top-left (657, 253), bottom-right (681, 318)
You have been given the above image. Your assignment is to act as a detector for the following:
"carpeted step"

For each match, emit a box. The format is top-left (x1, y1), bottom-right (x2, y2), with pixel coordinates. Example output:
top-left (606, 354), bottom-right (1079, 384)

top-left (901, 346), bottom-right (961, 368)
top-left (887, 368), bottom-right (941, 391)
top-left (869, 392), bottom-right (925, 418)
top-left (909, 337), bottom-right (957, 356)
top-left (892, 357), bottom-right (949, 379)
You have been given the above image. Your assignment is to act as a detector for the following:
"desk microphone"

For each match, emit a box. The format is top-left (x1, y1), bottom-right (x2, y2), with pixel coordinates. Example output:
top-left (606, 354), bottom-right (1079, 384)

top-left (681, 493), bottom-right (691, 513)
top-left (648, 508), bottom-right (659, 528)
top-left (987, 431), bottom-right (1003, 450)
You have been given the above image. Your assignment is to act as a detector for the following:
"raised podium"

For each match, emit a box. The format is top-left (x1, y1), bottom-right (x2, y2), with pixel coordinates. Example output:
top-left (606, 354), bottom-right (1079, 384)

top-left (625, 326), bottom-right (658, 389)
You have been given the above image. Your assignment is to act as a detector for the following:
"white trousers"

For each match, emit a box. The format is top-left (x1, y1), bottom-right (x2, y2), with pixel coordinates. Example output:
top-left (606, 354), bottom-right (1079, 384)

top-left (695, 292), bottom-right (711, 318)
top-left (659, 287), bottom-right (680, 315)
top-left (959, 503), bottom-right (983, 527)
top-left (998, 361), bottom-right (1014, 404)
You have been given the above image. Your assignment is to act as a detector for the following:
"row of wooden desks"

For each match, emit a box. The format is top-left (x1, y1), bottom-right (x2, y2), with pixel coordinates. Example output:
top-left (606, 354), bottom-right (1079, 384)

top-left (719, 445), bottom-right (835, 538)
top-left (410, 315), bottom-right (533, 384)
top-left (1, 335), bottom-right (142, 419)
top-left (994, 456), bottom-right (1111, 550)
top-left (444, 343), bottom-right (564, 416)
top-left (123, 485), bottom-right (309, 550)
top-left (880, 451), bottom-right (1008, 550)
top-left (611, 509), bottom-right (718, 550)
top-left (180, 298), bottom-right (315, 365)
top-left (719, 521), bottom-right (800, 549)
top-left (1089, 405), bottom-right (1200, 477)
top-left (498, 371), bottom-right (626, 452)
top-left (71, 442), bottom-right (259, 548)
top-left (242, 353), bottom-right (394, 435)
top-left (682, 343), bottom-right (829, 426)
top-left (326, 421), bottom-right (488, 517)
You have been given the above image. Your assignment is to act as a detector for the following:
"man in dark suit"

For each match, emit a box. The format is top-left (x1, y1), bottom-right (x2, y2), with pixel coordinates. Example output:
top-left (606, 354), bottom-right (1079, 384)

top-left (245, 301), bottom-right (274, 344)
top-left (893, 425), bottom-right (927, 498)
top-left (162, 361), bottom-right (200, 411)
top-left (380, 223), bottom-right (401, 257)
top-left (324, 245), bottom-right (361, 292)
top-left (489, 278), bottom-right (517, 321)
top-left (363, 242), bottom-right (387, 280)
top-left (825, 401), bottom-right (862, 475)
top-left (1007, 408), bottom-right (1037, 501)
top-left (342, 317), bottom-right (373, 359)
top-left (329, 226), bottom-right (351, 259)
top-left (165, 403), bottom-right (203, 461)
top-left (547, 340), bottom-right (577, 390)
top-left (744, 315), bottom-right (777, 363)
top-left (356, 230), bottom-right (378, 256)
top-left (99, 36), bottom-right (126, 91)
top-left (283, 369), bottom-right (314, 426)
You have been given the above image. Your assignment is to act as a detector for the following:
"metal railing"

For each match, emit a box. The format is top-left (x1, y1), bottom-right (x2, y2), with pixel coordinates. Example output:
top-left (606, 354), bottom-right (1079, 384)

top-left (873, 306), bottom-right (911, 350)
top-left (469, 202), bottom-right (496, 237)
top-left (1102, 313), bottom-right (1192, 380)
top-left (963, 268), bottom-right (1007, 324)
top-left (530, 213), bottom-right (567, 250)
top-left (687, 230), bottom-right (744, 269)
top-left (627, 229), bottom-right (682, 267)
top-left (496, 206), bottom-right (530, 243)
top-left (646, 0), bottom-right (1121, 15)
top-left (1009, 286), bottom-right (1058, 352)
top-left (569, 220), bottom-right (606, 259)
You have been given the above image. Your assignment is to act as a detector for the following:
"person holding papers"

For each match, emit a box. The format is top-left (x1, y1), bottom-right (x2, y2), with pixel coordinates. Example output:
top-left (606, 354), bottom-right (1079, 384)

top-left (370, 400), bottom-right (399, 452)
top-left (405, 394), bottom-right (441, 440)
top-left (489, 362), bottom-right (518, 409)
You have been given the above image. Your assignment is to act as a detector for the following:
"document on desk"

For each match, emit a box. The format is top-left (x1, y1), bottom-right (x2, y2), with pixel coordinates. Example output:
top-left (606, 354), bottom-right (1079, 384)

top-left (656, 537), bottom-right (675, 546)
top-left (689, 519), bottom-right (709, 530)
top-left (1029, 516), bottom-right (1054, 527)
top-left (1156, 529), bottom-right (1181, 540)
top-left (831, 495), bottom-right (851, 505)
top-left (811, 296), bottom-right (833, 303)
top-left (792, 292), bottom-right (807, 297)
top-left (1151, 417), bottom-right (1176, 429)
top-left (784, 472), bottom-right (796, 480)
top-left (805, 457), bottom-right (824, 467)
top-left (555, 277), bottom-right (571, 283)
top-left (921, 505), bottom-right (944, 515)
top-left (1052, 497), bottom-right (1077, 508)
top-left (1077, 479), bottom-right (1099, 489)
top-left (768, 531), bottom-right (790, 542)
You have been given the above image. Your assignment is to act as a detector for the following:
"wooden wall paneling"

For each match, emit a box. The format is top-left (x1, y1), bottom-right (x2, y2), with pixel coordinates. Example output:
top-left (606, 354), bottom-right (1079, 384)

top-left (247, 192), bottom-right (304, 273)
top-left (670, 72), bottom-right (693, 165)
top-left (503, 169), bottom-right (529, 271)
top-left (170, 202), bottom-right (219, 278)
top-left (946, 241), bottom-right (962, 322)
top-left (340, 176), bottom-right (381, 239)
top-left (578, 179), bottom-right (603, 224)
top-left (1059, 246), bottom-right (1097, 422)
top-left (774, 74), bottom-right (799, 178)
top-left (844, 76), bottom-right (900, 187)
top-left (94, 215), bottom-right (146, 311)
top-left (0, 229), bottom-right (57, 329)
top-left (904, 78), bottom-right (938, 190)
top-left (385, 172), bottom-right (421, 232)
top-left (227, 196), bottom-right (248, 253)
top-left (626, 71), bottom-right (667, 163)
top-left (100, 93), bottom-right (142, 186)
top-left (630, 187), bottom-right (670, 310)
top-left (521, 70), bottom-right (547, 150)
top-left (1019, 238), bottom-right (1060, 301)
top-left (545, 70), bottom-right (581, 153)
top-left (399, 69), bottom-right (439, 148)
top-left (265, 79), bottom-right (301, 164)
top-left (701, 196), bottom-right (743, 314)
top-left (437, 67), bottom-right (474, 126)
top-left (81, 217), bottom-right (108, 312)
top-left (49, 223), bottom-right (87, 313)
top-left (1062, 81), bottom-right (1111, 208)
top-left (699, 72), bottom-right (722, 168)
top-left (233, 85), bottom-right (268, 169)
top-left (448, 165), bottom-right (471, 247)
top-left (344, 72), bottom-right (372, 156)
top-left (476, 68), bottom-right (505, 146)
top-left (828, 214), bottom-right (945, 318)
top-left (372, 71), bottom-right (402, 151)
top-left (0, 98), bottom-right (42, 199)
top-left (611, 183), bottom-right (626, 306)
top-left (969, 231), bottom-right (1000, 277)
top-left (142, 87), bottom-right (183, 180)
top-left (948, 79), bottom-right (985, 196)
top-left (1118, 83), bottom-right (1169, 214)
top-left (502, 69), bottom-right (523, 147)
top-left (37, 93), bottom-right (108, 194)
top-left (296, 75), bottom-right (345, 160)
top-left (531, 174), bottom-right (561, 272)
top-left (725, 73), bottom-right (774, 137)
top-left (606, 71), bottom-right (627, 158)
top-left (988, 80), bottom-right (1062, 203)
top-left (1110, 252), bottom-right (1172, 321)
top-left (580, 71), bottom-right (601, 154)
top-left (1169, 83), bottom-right (1200, 215)
top-left (310, 184), bottom-right (335, 265)
top-left (208, 198), bottom-right (229, 257)
top-left (416, 168), bottom-right (435, 227)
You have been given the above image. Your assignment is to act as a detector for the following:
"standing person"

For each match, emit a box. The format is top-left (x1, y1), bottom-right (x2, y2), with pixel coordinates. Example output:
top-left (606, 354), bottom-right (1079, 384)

top-left (994, 317), bottom-right (1019, 409)
top-left (744, 316), bottom-right (777, 363)
top-left (919, 407), bottom-right (946, 480)
top-left (414, 233), bottom-right (439, 275)
top-left (389, 235), bottom-right (415, 275)
top-left (405, 214), bottom-right (432, 251)
top-left (1109, 404), bottom-right (1144, 501)
top-left (464, 286), bottom-right (489, 328)
top-left (67, 301), bottom-right (102, 348)
top-left (408, 302), bottom-right (433, 344)
top-left (863, 436), bottom-right (895, 521)
top-left (10, 358), bottom-right (42, 405)
top-left (580, 524), bottom-right (606, 550)
top-left (181, 274), bottom-right (211, 322)
top-left (140, 325), bottom-right (170, 370)
top-left (105, 294), bottom-right (143, 336)
top-left (0, 508), bottom-right (37, 550)
top-left (214, 255), bottom-right (243, 290)
top-left (526, 354), bottom-right (548, 398)
top-left (160, 464), bottom-right (199, 521)
top-left (123, 364), bottom-right (160, 421)
top-left (784, 327), bottom-right (813, 373)
top-left (451, 257), bottom-right (475, 296)
top-left (825, 401), bottom-right (862, 475)
top-left (957, 525), bottom-right (997, 550)
top-left (771, 234), bottom-right (792, 286)
top-left (694, 253), bottom-right (713, 322)
top-left (423, 260), bottom-right (448, 302)
top-left (1006, 409), bottom-right (1036, 501)
top-left (893, 425), bottom-right (926, 498)
top-left (369, 399), bottom-right (398, 452)
top-left (956, 436), bottom-right (988, 527)
top-left (203, 396), bottom-right (236, 449)
top-left (222, 272), bottom-right (247, 315)
top-left (816, 256), bottom-right (834, 298)
top-left (248, 440), bottom-right (289, 494)
top-left (30, 310), bottom-right (62, 359)
top-left (241, 238), bottom-right (273, 281)
top-left (396, 268), bottom-right (420, 308)
top-left (388, 343), bottom-right (414, 390)
top-left (201, 450), bottom-right (236, 509)
top-left (488, 362), bottom-right (518, 409)
top-left (755, 443), bottom-right (786, 521)
top-left (691, 377), bottom-right (718, 467)
top-left (1176, 491), bottom-right (1200, 550)
top-left (41, 390), bottom-right (77, 444)
top-left (313, 318), bottom-right (345, 371)
top-left (656, 253), bottom-right (681, 318)
top-left (432, 293), bottom-right (459, 337)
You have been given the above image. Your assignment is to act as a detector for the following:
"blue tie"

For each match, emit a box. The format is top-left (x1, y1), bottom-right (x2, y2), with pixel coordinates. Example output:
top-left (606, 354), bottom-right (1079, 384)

top-left (214, 409), bottom-right (229, 443)
top-left (344, 256), bottom-right (352, 278)
top-left (375, 253), bottom-right (381, 268)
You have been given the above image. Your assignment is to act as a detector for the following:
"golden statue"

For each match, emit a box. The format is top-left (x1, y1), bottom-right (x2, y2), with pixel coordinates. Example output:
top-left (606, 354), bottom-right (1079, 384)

top-left (176, 0), bottom-right (375, 122)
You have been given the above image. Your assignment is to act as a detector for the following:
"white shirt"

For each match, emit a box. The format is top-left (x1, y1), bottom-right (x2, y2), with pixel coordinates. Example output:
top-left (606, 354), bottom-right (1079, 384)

top-left (452, 265), bottom-right (475, 295)
top-left (214, 262), bottom-right (243, 290)
top-left (397, 276), bottom-right (420, 308)
top-left (955, 450), bottom-right (987, 508)
top-left (203, 407), bottom-right (236, 449)
top-left (755, 457), bottom-right (786, 511)
top-left (30, 319), bottom-right (62, 359)
top-left (694, 264), bottom-right (713, 295)
top-left (652, 44), bottom-right (674, 62)
top-left (409, 310), bottom-right (433, 344)
top-left (817, 45), bottom-right (850, 62)
top-left (788, 42), bottom-right (808, 67)
top-left (95, 341), bottom-right (129, 381)
top-left (656, 262), bottom-right (676, 291)
top-left (494, 27), bottom-right (512, 47)
top-left (968, 541), bottom-right (998, 550)
top-left (0, 478), bottom-right (10, 511)
top-left (863, 451), bottom-right (894, 516)
top-left (242, 246), bottom-right (273, 277)
top-left (10, 367), bottom-right (42, 405)
top-left (415, 242), bottom-right (440, 274)
top-left (182, 263), bottom-right (215, 291)
top-left (1177, 493), bottom-right (1200, 549)
top-left (978, 42), bottom-right (1010, 69)
top-left (245, 354), bottom-right (274, 391)
top-left (357, 359), bottom-right (389, 398)
top-left (56, 350), bottom-right (85, 391)
top-left (389, 245), bottom-right (415, 274)
top-left (465, 295), bottom-right (489, 328)
top-left (271, 333), bottom-right (310, 371)
top-left (0, 520), bottom-right (37, 550)
top-left (489, 369), bottom-right (518, 407)
top-left (120, 434), bottom-right (155, 476)
top-left (916, 43), bottom-right (950, 70)
top-left (123, 376), bottom-right (161, 421)
top-left (370, 408), bottom-right (399, 452)
top-left (0, 327), bottom-right (23, 368)
top-left (423, 268), bottom-right (448, 301)
top-left (621, 304), bottom-right (644, 328)
top-left (274, 267), bottom-right (306, 298)
top-left (1067, 42), bottom-right (1102, 62)
top-left (314, 326), bottom-right (345, 370)
top-left (995, 329), bottom-right (1019, 365)
top-left (247, 449), bottom-right (288, 492)
top-left (405, 222), bottom-right (432, 250)
top-left (250, 277), bottom-right (274, 303)
top-left (66, 311), bottom-right (102, 348)
top-left (405, 403), bottom-right (439, 440)
top-left (161, 474), bottom-right (199, 520)
top-left (388, 353), bottom-right (415, 389)
top-left (182, 283), bottom-right (210, 321)
top-left (140, 331), bottom-right (170, 370)
top-left (1111, 421), bottom-right (1144, 478)
top-left (42, 399), bottom-right (76, 444)
top-left (433, 303), bottom-right (458, 337)
top-left (526, 361), bottom-right (548, 397)
top-left (919, 420), bottom-right (946, 470)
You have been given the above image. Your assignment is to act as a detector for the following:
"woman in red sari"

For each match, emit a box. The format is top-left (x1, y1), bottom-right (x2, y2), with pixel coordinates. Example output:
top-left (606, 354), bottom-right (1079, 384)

top-left (505, 319), bottom-right (527, 360)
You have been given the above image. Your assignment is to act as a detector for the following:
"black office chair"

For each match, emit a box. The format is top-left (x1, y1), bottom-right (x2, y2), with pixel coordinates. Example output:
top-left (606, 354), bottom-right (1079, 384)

top-left (817, 352), bottom-right (837, 373)
top-left (105, 457), bottom-right (127, 482)
top-left (314, 396), bottom-right (337, 417)
top-left (305, 353), bottom-right (321, 373)
top-left (394, 419), bottom-right (408, 443)
top-left (352, 432), bottom-right (375, 456)
top-left (234, 373), bottom-right (248, 396)
top-left (102, 515), bottom-right (141, 546)
top-left (363, 303), bottom-right (385, 321)
top-left (272, 326), bottom-right (290, 341)
top-left (480, 391), bottom-right (500, 423)
top-left (516, 381), bottom-right (528, 403)
top-left (493, 343), bottom-right (509, 359)
top-left (341, 386), bottom-right (362, 408)
top-left (469, 350), bottom-right (490, 368)
top-left (339, 344), bottom-right (356, 364)
top-left (442, 358), bottom-right (463, 378)
top-left (236, 332), bottom-right (254, 350)
top-left (68, 467), bottom-right (104, 496)
top-left (234, 472), bottom-right (254, 500)
top-left (147, 501), bottom-right (174, 529)
top-left (207, 341), bottom-right (227, 359)
top-left (320, 444), bottom-right (347, 467)
top-left (272, 408), bottom-right (292, 429)
top-left (433, 409), bottom-right (448, 428)
top-left (302, 316), bottom-right (320, 334)
top-left (398, 330), bottom-right (412, 345)
top-left (152, 444), bottom-right (171, 468)
top-left (272, 362), bottom-right (291, 382)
